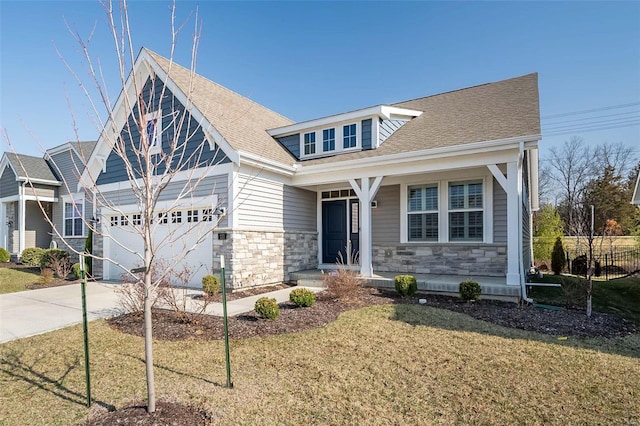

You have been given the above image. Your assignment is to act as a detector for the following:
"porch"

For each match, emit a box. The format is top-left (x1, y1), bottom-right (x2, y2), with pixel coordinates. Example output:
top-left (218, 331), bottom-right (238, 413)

top-left (289, 269), bottom-right (520, 301)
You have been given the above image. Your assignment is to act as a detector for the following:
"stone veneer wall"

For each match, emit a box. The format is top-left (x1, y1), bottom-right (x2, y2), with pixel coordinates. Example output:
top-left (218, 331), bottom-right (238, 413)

top-left (372, 244), bottom-right (507, 277)
top-left (212, 229), bottom-right (317, 289)
top-left (51, 235), bottom-right (88, 265)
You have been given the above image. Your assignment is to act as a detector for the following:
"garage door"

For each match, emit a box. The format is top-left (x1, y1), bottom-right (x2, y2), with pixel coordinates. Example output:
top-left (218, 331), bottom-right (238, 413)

top-left (102, 197), bottom-right (217, 287)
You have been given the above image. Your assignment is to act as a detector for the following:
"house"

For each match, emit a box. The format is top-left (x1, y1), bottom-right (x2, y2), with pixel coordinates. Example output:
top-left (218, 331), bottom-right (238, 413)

top-left (0, 142), bottom-right (96, 260)
top-left (8, 48), bottom-right (542, 300)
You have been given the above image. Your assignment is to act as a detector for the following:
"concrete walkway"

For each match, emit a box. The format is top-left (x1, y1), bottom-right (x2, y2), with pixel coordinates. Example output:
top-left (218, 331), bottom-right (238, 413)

top-left (0, 283), bottom-right (323, 344)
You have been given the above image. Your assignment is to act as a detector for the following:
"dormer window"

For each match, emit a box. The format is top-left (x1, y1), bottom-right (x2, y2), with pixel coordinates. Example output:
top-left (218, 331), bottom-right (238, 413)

top-left (323, 128), bottom-right (335, 152)
top-left (304, 132), bottom-right (316, 155)
top-left (343, 124), bottom-right (357, 149)
top-left (145, 110), bottom-right (161, 153)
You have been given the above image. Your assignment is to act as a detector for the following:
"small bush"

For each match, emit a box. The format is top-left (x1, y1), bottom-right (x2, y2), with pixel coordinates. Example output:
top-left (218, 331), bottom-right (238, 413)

top-left (20, 247), bottom-right (45, 267)
top-left (323, 269), bottom-right (361, 303)
top-left (289, 288), bottom-right (316, 307)
top-left (40, 268), bottom-right (54, 285)
top-left (559, 277), bottom-right (587, 308)
top-left (459, 279), bottom-right (481, 302)
top-left (72, 263), bottom-right (82, 279)
top-left (42, 249), bottom-right (72, 279)
top-left (0, 247), bottom-right (9, 263)
top-left (394, 275), bottom-right (417, 297)
top-left (255, 297), bottom-right (280, 319)
top-left (551, 237), bottom-right (565, 275)
top-left (202, 275), bottom-right (220, 296)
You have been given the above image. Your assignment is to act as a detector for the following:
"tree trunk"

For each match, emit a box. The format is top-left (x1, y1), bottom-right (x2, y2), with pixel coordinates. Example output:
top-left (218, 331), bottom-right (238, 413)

top-left (144, 250), bottom-right (156, 412)
top-left (586, 277), bottom-right (593, 318)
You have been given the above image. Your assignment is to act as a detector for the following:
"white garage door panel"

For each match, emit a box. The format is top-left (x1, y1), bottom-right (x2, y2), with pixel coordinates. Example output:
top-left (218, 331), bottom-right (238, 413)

top-left (106, 220), bottom-right (213, 287)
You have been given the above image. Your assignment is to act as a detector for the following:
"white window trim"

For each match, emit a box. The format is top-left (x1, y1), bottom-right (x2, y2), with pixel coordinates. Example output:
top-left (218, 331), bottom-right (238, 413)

top-left (62, 194), bottom-right (85, 238)
top-left (299, 121), bottom-right (361, 159)
top-left (145, 109), bottom-right (162, 154)
top-left (406, 183), bottom-right (440, 242)
top-left (400, 176), bottom-right (493, 244)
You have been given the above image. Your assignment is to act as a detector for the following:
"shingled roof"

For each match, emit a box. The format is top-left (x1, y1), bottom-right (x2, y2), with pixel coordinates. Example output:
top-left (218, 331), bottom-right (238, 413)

top-left (298, 73), bottom-right (540, 166)
top-left (4, 152), bottom-right (60, 182)
top-left (146, 49), bottom-right (297, 165)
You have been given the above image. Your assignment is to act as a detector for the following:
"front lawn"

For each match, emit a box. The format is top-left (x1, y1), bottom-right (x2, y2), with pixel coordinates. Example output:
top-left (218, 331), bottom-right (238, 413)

top-left (0, 267), bottom-right (40, 294)
top-left (1, 304), bottom-right (638, 425)
top-left (529, 275), bottom-right (640, 325)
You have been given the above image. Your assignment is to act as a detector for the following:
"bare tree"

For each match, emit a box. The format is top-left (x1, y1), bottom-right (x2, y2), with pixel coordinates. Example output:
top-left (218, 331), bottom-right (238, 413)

top-left (3, 0), bottom-right (226, 413)
top-left (546, 136), bottom-right (596, 242)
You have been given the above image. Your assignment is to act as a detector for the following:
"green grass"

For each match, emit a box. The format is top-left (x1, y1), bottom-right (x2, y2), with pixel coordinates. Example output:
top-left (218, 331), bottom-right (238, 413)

top-left (1, 304), bottom-right (639, 425)
top-left (0, 267), bottom-right (40, 294)
top-left (529, 275), bottom-right (640, 325)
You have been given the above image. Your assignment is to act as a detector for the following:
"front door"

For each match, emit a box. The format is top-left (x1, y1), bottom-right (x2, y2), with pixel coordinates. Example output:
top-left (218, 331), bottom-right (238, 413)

top-left (322, 199), bottom-right (360, 264)
top-left (322, 200), bottom-right (347, 264)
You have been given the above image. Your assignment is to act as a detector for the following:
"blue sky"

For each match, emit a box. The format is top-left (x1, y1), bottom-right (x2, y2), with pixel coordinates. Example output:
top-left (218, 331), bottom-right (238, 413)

top-left (1, 1), bottom-right (639, 160)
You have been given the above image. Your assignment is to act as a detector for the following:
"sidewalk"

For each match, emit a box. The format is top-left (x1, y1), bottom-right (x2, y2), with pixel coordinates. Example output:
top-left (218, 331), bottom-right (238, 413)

top-left (0, 283), bottom-right (323, 344)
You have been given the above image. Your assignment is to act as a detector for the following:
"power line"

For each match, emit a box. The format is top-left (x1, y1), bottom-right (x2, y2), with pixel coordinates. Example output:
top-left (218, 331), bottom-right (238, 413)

top-left (541, 102), bottom-right (640, 119)
top-left (542, 120), bottom-right (640, 138)
top-left (541, 110), bottom-right (640, 125)
top-left (542, 116), bottom-right (640, 131)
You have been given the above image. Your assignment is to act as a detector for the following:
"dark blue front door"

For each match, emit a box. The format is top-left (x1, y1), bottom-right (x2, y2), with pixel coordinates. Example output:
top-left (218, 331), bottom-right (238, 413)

top-left (322, 200), bottom-right (347, 263)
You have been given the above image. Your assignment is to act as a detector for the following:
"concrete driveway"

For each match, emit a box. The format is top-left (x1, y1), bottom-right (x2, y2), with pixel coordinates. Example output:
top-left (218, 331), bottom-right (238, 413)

top-left (0, 282), bottom-right (123, 343)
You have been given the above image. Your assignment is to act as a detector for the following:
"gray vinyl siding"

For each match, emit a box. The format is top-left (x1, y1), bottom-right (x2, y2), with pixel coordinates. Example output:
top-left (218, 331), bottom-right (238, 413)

top-left (284, 186), bottom-right (316, 231)
top-left (379, 118), bottom-right (409, 144)
top-left (493, 177), bottom-right (507, 244)
top-left (25, 200), bottom-right (52, 248)
top-left (24, 184), bottom-right (56, 199)
top-left (276, 134), bottom-right (300, 159)
top-left (361, 119), bottom-right (372, 150)
top-left (237, 174), bottom-right (315, 231)
top-left (97, 76), bottom-right (230, 185)
top-left (0, 166), bottom-right (18, 197)
top-left (98, 174), bottom-right (229, 228)
top-left (522, 198), bottom-right (532, 269)
top-left (372, 185), bottom-right (400, 244)
top-left (49, 148), bottom-right (82, 197)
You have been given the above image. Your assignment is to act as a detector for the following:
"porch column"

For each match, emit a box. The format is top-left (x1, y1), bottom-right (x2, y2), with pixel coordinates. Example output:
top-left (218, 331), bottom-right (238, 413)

top-left (349, 176), bottom-right (383, 277)
top-left (506, 161), bottom-right (521, 286)
top-left (18, 183), bottom-right (26, 256)
top-left (0, 202), bottom-right (5, 250)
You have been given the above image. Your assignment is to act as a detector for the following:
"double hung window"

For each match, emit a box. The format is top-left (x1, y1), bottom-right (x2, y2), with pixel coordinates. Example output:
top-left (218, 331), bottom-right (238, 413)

top-left (407, 184), bottom-right (438, 241)
top-left (448, 181), bottom-right (483, 241)
top-left (64, 199), bottom-right (83, 237)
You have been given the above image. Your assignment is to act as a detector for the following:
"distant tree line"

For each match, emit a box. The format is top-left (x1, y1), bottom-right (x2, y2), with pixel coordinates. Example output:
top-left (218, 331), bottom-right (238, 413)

top-left (534, 137), bottom-right (640, 264)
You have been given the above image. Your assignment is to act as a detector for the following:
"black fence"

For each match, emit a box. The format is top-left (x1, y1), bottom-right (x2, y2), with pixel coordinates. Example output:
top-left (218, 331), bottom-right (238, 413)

top-left (566, 246), bottom-right (640, 280)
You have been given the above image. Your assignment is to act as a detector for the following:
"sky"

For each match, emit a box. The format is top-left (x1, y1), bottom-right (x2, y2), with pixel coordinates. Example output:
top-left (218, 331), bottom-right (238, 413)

top-left (1, 1), bottom-right (639, 161)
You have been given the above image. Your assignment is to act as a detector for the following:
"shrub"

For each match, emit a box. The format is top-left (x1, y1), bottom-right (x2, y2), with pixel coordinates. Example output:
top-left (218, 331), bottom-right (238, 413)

top-left (559, 276), bottom-right (587, 308)
top-left (394, 275), bottom-right (417, 297)
top-left (255, 297), bottom-right (280, 319)
top-left (202, 275), bottom-right (220, 296)
top-left (0, 247), bottom-right (9, 263)
top-left (42, 249), bottom-right (72, 279)
top-left (551, 237), bottom-right (565, 275)
top-left (40, 268), bottom-right (54, 285)
top-left (72, 263), bottom-right (82, 279)
top-left (20, 247), bottom-right (45, 267)
top-left (323, 269), bottom-right (361, 302)
top-left (289, 288), bottom-right (316, 307)
top-left (459, 279), bottom-right (481, 302)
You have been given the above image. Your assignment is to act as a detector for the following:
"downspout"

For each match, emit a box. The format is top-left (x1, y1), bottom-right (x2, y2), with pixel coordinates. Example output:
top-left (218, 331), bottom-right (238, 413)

top-left (518, 141), bottom-right (534, 304)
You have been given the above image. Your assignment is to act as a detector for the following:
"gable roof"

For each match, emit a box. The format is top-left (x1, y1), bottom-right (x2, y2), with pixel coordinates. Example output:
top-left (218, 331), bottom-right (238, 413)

top-left (146, 49), bottom-right (297, 165)
top-left (69, 141), bottom-right (98, 162)
top-left (3, 152), bottom-right (60, 183)
top-left (299, 73), bottom-right (540, 166)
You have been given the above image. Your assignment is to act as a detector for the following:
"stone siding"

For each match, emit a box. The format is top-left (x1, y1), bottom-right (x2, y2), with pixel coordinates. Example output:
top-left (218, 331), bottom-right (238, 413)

top-left (52, 235), bottom-right (87, 264)
top-left (372, 244), bottom-right (507, 277)
top-left (212, 229), bottom-right (317, 289)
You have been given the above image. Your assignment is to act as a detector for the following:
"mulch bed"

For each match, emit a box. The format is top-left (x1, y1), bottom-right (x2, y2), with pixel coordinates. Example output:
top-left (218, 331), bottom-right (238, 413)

top-left (107, 287), bottom-right (638, 341)
top-left (82, 400), bottom-right (212, 426)
top-left (201, 283), bottom-right (293, 302)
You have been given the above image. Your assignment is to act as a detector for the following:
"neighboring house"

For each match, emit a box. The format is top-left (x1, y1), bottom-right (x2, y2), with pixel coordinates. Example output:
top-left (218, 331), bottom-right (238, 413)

top-left (0, 141), bottom-right (97, 260)
top-left (73, 48), bottom-right (541, 299)
top-left (633, 173), bottom-right (640, 205)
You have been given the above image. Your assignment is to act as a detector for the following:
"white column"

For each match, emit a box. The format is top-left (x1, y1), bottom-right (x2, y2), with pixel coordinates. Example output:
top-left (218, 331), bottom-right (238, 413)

top-left (349, 176), bottom-right (383, 277)
top-left (18, 184), bottom-right (26, 256)
top-left (0, 202), bottom-right (6, 250)
top-left (506, 161), bottom-right (521, 285)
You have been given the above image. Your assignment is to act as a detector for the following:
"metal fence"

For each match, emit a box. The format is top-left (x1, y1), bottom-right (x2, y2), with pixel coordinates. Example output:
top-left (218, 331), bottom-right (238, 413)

top-left (566, 246), bottom-right (640, 280)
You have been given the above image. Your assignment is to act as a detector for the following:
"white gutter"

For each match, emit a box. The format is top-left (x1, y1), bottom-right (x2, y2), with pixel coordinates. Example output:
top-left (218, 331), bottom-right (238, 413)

top-left (518, 141), bottom-right (534, 304)
top-left (17, 177), bottom-right (62, 186)
top-left (237, 150), bottom-right (297, 176)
